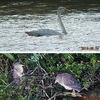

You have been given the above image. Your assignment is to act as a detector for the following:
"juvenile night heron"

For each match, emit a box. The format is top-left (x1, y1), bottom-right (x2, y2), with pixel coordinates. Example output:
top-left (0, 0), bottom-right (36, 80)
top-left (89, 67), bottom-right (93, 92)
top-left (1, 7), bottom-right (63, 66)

top-left (10, 63), bottom-right (24, 85)
top-left (55, 73), bottom-right (82, 97)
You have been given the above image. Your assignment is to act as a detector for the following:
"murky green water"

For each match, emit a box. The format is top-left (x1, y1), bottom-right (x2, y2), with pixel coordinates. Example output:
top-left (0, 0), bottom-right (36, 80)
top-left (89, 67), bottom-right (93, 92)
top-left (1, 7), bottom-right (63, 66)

top-left (0, 1), bottom-right (100, 51)
top-left (0, 1), bottom-right (100, 15)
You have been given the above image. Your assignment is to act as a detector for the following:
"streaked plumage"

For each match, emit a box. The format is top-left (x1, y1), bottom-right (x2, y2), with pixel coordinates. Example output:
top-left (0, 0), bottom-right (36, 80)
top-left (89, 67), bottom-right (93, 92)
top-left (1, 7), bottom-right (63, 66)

top-left (55, 73), bottom-right (82, 92)
top-left (10, 63), bottom-right (24, 85)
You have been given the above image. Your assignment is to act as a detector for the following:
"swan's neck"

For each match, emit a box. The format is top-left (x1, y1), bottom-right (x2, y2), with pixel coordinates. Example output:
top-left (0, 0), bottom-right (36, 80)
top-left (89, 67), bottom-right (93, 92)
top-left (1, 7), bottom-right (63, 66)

top-left (57, 12), bottom-right (67, 35)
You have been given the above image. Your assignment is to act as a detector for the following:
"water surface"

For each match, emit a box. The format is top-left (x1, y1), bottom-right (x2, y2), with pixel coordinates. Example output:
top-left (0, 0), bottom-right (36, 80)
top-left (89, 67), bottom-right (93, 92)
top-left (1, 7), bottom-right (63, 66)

top-left (0, 1), bottom-right (100, 52)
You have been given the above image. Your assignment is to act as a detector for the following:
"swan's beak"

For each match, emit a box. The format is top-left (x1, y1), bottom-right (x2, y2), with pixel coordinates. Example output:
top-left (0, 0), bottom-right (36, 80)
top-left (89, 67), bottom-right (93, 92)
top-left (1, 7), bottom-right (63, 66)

top-left (64, 8), bottom-right (70, 12)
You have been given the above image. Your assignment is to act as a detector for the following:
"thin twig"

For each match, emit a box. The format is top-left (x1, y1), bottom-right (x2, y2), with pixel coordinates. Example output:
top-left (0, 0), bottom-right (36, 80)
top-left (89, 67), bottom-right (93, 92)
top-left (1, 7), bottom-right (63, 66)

top-left (4, 80), bottom-right (15, 89)
top-left (48, 91), bottom-right (82, 100)
top-left (41, 80), bottom-right (50, 98)
top-left (48, 93), bottom-right (58, 100)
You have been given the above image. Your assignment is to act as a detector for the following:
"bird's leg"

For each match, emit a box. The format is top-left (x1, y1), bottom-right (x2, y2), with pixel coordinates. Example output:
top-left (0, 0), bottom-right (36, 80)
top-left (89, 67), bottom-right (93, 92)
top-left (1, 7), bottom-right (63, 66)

top-left (71, 89), bottom-right (76, 97)
top-left (71, 90), bottom-right (82, 97)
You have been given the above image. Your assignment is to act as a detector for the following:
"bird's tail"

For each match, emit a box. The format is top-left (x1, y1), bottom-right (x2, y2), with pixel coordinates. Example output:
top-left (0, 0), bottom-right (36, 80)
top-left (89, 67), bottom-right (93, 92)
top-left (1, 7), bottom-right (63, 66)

top-left (25, 32), bottom-right (33, 36)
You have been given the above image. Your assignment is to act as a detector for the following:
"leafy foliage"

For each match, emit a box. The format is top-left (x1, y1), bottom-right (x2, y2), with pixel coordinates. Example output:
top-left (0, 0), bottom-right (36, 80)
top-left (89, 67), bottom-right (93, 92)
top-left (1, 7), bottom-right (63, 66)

top-left (0, 53), bottom-right (100, 100)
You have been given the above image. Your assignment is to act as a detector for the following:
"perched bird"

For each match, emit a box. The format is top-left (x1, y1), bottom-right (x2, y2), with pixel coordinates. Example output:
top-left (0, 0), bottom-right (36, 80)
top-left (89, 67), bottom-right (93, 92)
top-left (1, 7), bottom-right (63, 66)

top-left (10, 63), bottom-right (24, 86)
top-left (55, 73), bottom-right (82, 97)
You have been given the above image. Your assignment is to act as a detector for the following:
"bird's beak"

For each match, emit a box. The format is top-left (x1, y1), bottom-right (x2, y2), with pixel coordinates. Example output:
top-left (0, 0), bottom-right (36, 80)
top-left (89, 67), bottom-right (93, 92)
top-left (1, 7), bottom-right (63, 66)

top-left (64, 8), bottom-right (70, 12)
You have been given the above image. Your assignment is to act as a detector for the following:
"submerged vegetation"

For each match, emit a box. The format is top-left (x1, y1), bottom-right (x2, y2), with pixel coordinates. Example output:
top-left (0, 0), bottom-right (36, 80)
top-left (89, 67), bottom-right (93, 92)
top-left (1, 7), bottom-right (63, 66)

top-left (0, 53), bottom-right (100, 100)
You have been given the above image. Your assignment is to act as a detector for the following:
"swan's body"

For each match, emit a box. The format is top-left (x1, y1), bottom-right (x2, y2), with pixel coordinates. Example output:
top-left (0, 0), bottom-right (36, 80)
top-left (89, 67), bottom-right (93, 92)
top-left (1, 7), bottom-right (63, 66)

top-left (26, 29), bottom-right (60, 36)
top-left (25, 7), bottom-right (68, 37)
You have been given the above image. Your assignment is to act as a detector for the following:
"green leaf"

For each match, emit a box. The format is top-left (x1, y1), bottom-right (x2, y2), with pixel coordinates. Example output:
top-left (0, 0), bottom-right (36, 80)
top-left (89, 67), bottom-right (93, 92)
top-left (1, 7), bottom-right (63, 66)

top-left (4, 54), bottom-right (15, 61)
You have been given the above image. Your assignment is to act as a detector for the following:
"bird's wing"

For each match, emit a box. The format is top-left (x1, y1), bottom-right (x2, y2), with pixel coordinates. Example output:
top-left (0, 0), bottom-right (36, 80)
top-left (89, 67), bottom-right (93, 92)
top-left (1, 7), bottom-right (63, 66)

top-left (26, 29), bottom-right (60, 36)
top-left (62, 73), bottom-right (81, 91)
top-left (62, 73), bottom-right (78, 86)
top-left (11, 69), bottom-right (22, 79)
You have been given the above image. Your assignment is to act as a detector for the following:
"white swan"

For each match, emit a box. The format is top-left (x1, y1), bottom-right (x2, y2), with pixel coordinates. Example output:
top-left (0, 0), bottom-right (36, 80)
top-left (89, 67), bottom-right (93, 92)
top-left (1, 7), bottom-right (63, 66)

top-left (25, 7), bottom-right (68, 37)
